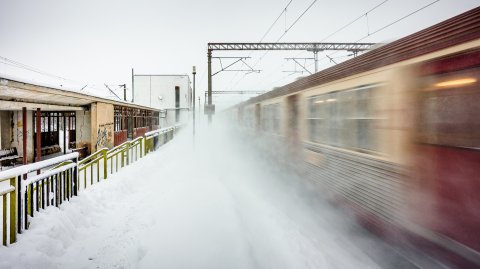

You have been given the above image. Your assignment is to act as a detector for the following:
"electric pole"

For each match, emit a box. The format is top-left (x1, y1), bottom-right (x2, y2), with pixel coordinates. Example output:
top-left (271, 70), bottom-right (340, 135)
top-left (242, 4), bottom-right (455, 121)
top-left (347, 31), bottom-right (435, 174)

top-left (120, 84), bottom-right (127, 101)
top-left (192, 66), bottom-right (196, 136)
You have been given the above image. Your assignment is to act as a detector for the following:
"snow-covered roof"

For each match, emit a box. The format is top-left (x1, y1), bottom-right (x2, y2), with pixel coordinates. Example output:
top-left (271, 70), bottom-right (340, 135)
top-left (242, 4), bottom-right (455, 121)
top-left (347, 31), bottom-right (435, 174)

top-left (0, 75), bottom-right (159, 111)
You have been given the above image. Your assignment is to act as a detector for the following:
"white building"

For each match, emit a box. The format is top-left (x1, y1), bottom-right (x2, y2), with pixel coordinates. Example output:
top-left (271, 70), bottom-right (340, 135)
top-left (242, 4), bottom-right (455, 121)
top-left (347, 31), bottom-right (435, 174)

top-left (133, 74), bottom-right (191, 127)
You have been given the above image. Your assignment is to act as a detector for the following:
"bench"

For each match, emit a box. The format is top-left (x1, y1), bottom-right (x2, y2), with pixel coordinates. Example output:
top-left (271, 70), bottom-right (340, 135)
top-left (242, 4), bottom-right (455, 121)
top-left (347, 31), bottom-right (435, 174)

top-left (0, 148), bottom-right (22, 169)
top-left (41, 145), bottom-right (62, 156)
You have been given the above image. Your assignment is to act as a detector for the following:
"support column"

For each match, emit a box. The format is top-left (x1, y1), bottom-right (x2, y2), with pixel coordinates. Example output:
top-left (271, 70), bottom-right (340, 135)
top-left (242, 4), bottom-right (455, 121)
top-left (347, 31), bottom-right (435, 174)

top-left (63, 114), bottom-right (66, 154)
top-left (35, 108), bottom-right (41, 174)
top-left (207, 49), bottom-right (212, 124)
top-left (314, 50), bottom-right (319, 73)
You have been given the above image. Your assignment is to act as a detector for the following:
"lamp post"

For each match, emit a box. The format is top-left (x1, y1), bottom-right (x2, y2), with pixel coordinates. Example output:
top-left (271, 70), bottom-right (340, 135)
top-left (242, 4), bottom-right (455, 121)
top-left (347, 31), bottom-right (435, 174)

top-left (192, 66), bottom-right (196, 136)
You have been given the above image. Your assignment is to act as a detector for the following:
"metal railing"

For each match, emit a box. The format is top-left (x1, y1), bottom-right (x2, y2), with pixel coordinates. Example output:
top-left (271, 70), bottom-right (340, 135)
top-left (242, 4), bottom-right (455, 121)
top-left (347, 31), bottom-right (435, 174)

top-left (144, 126), bottom-right (177, 154)
top-left (0, 125), bottom-right (181, 246)
top-left (0, 153), bottom-right (78, 246)
top-left (78, 148), bottom-right (107, 189)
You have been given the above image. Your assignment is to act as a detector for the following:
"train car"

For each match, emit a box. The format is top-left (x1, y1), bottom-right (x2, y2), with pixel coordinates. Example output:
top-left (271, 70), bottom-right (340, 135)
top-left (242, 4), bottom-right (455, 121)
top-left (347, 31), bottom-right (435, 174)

top-left (233, 7), bottom-right (480, 268)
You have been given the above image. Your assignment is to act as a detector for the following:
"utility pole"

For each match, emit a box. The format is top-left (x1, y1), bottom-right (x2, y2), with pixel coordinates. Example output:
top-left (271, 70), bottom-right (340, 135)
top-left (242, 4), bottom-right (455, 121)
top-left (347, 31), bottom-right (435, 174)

top-left (120, 84), bottom-right (127, 101)
top-left (192, 66), bottom-right (196, 136)
top-left (314, 50), bottom-right (319, 73)
top-left (131, 68), bottom-right (135, 103)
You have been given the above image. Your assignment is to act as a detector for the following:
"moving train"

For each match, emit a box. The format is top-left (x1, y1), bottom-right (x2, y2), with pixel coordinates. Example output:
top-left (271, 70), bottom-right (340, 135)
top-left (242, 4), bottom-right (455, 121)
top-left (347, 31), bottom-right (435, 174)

top-left (232, 7), bottom-right (480, 268)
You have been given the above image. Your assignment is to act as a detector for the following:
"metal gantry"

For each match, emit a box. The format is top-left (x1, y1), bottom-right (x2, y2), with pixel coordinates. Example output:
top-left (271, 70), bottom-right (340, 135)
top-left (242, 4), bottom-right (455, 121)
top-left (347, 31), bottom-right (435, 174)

top-left (206, 42), bottom-right (377, 122)
top-left (207, 42), bottom-right (375, 52)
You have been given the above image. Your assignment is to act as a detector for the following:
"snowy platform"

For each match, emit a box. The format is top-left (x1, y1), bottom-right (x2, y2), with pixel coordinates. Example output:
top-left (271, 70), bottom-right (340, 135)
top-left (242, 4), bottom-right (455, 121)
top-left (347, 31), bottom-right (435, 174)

top-left (0, 124), bottom-right (441, 269)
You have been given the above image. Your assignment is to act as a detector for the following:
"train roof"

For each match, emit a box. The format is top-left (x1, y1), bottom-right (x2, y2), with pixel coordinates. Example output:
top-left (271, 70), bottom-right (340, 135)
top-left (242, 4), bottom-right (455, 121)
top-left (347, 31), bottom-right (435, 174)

top-left (237, 6), bottom-right (480, 107)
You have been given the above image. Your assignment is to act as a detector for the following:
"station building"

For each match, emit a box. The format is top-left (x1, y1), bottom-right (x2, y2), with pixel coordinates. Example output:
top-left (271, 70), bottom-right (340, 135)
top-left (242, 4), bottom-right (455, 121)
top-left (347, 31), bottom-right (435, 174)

top-left (132, 73), bottom-right (192, 127)
top-left (0, 76), bottom-right (161, 166)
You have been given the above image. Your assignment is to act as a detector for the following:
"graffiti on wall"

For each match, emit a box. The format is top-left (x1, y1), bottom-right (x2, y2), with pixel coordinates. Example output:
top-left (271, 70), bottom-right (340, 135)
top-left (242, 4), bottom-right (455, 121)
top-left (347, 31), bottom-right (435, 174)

top-left (96, 122), bottom-right (113, 148)
top-left (15, 115), bottom-right (31, 143)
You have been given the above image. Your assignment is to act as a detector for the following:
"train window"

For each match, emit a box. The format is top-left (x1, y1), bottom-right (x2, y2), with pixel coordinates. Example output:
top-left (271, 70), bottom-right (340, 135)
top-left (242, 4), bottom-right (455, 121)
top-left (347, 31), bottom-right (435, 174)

top-left (262, 103), bottom-right (281, 134)
top-left (308, 96), bottom-right (328, 143)
top-left (338, 90), bottom-right (356, 148)
top-left (418, 68), bottom-right (480, 148)
top-left (355, 85), bottom-right (380, 152)
top-left (247, 107), bottom-right (254, 129)
top-left (307, 84), bottom-right (381, 153)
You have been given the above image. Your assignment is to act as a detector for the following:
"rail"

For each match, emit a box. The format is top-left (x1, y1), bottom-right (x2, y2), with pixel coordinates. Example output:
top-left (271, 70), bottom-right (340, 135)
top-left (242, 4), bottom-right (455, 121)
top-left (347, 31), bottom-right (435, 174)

top-left (0, 125), bottom-right (182, 246)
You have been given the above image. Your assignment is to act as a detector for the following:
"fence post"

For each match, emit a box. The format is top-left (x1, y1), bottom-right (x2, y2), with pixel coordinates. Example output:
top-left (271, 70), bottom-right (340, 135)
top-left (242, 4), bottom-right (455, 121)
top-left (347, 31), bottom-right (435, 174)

top-left (10, 177), bottom-right (17, 244)
top-left (17, 175), bottom-right (21, 234)
top-left (140, 137), bottom-right (143, 158)
top-left (126, 143), bottom-right (130, 166)
top-left (73, 162), bottom-right (78, 197)
top-left (144, 138), bottom-right (148, 156)
top-left (3, 192), bottom-right (6, 245)
top-left (103, 149), bottom-right (108, 179)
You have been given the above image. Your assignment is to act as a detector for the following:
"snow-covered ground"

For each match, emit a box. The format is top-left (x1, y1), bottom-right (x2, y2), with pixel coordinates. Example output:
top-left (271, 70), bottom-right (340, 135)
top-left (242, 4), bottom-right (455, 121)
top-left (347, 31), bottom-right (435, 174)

top-left (0, 121), bottom-right (421, 269)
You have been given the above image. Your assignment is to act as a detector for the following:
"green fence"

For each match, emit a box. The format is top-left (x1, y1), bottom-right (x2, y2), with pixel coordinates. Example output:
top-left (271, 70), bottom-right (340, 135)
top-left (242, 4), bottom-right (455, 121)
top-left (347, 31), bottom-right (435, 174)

top-left (0, 125), bottom-right (180, 247)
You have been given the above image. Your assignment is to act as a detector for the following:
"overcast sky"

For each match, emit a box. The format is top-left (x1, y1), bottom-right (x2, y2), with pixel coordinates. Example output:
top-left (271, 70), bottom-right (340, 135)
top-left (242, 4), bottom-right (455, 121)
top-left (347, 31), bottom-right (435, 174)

top-left (0, 0), bottom-right (479, 107)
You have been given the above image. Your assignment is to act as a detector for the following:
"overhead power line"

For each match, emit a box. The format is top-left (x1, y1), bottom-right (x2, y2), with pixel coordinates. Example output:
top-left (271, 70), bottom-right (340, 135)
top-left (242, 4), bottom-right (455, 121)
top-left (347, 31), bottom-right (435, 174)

top-left (0, 55), bottom-right (119, 96)
top-left (320, 0), bottom-right (391, 41)
top-left (104, 84), bottom-right (122, 100)
top-left (259, 0), bottom-right (294, 42)
top-left (275, 0), bottom-right (318, 42)
top-left (312, 0), bottom-right (441, 74)
top-left (259, 0), bottom-right (441, 92)
top-left (226, 0), bottom-right (295, 89)
top-left (0, 56), bottom-right (75, 83)
top-left (357, 0), bottom-right (441, 41)
top-left (255, 0), bottom-right (319, 65)
top-left (253, 0), bottom-right (393, 89)
top-left (228, 0), bottom-right (319, 91)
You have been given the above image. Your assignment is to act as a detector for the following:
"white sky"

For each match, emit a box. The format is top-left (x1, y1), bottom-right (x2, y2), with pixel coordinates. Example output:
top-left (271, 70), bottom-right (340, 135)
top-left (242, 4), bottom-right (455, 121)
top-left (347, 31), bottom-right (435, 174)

top-left (0, 0), bottom-right (479, 108)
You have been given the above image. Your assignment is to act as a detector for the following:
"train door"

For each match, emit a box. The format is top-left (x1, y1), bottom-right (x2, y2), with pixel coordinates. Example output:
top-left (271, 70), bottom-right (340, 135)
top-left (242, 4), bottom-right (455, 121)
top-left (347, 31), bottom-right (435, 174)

top-left (413, 49), bottom-right (480, 257)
